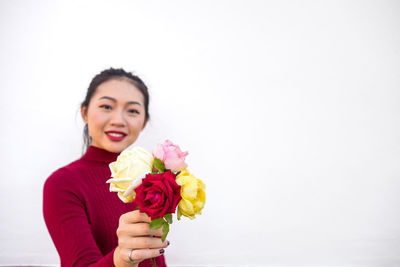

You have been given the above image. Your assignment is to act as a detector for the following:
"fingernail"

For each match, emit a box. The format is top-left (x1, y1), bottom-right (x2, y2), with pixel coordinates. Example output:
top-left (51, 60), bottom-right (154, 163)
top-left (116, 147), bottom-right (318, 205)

top-left (167, 241), bottom-right (170, 246)
top-left (159, 249), bottom-right (165, 254)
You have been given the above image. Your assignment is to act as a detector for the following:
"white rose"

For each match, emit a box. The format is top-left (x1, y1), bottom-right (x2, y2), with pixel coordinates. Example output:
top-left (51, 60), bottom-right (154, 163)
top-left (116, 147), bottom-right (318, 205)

top-left (106, 147), bottom-right (153, 203)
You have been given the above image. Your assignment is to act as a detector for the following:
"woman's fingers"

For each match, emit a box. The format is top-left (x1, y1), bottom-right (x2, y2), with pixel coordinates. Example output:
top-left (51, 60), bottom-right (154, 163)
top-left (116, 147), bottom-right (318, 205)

top-left (118, 222), bottom-right (163, 237)
top-left (119, 236), bottom-right (169, 249)
top-left (120, 210), bottom-right (151, 224)
top-left (128, 248), bottom-right (165, 263)
top-left (117, 223), bottom-right (163, 237)
top-left (116, 211), bottom-right (169, 265)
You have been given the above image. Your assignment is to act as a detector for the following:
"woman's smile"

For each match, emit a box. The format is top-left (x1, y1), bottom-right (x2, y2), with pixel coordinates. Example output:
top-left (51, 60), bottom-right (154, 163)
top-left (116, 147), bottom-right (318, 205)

top-left (105, 130), bottom-right (127, 141)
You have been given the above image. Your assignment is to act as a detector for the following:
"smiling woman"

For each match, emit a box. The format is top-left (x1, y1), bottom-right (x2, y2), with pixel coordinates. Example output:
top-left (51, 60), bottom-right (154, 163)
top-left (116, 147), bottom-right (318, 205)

top-left (43, 68), bottom-right (168, 267)
top-left (81, 78), bottom-right (147, 153)
top-left (80, 69), bottom-right (150, 153)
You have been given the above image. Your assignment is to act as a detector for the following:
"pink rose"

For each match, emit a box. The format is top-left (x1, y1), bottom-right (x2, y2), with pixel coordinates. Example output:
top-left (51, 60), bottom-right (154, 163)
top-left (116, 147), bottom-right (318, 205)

top-left (153, 140), bottom-right (188, 172)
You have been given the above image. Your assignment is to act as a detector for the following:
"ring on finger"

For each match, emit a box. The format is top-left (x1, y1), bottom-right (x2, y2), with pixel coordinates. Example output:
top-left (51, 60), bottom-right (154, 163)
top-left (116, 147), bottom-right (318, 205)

top-left (128, 249), bottom-right (134, 262)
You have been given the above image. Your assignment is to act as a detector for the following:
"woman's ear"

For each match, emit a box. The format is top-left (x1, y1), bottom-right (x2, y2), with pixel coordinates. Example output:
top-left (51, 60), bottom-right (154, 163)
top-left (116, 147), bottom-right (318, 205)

top-left (81, 106), bottom-right (88, 124)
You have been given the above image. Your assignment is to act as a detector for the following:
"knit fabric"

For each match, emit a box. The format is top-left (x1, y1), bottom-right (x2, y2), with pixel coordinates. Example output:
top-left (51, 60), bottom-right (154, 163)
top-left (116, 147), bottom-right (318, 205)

top-left (43, 146), bottom-right (166, 267)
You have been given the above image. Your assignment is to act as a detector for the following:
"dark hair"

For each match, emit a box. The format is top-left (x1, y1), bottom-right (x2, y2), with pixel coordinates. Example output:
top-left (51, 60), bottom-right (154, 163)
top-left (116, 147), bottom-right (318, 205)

top-left (81, 67), bottom-right (150, 152)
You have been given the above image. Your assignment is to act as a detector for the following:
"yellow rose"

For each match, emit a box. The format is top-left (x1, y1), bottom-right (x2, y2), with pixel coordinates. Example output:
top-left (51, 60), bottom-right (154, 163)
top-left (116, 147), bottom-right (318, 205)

top-left (175, 169), bottom-right (206, 220)
top-left (106, 147), bottom-right (153, 203)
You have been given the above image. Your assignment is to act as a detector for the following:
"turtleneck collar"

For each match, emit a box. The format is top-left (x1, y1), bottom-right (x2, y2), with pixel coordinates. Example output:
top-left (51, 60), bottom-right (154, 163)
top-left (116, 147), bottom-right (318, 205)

top-left (81, 146), bottom-right (120, 164)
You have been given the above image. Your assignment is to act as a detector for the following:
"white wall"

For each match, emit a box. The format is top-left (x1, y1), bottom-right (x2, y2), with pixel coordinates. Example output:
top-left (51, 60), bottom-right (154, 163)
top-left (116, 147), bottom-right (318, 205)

top-left (1, 0), bottom-right (400, 266)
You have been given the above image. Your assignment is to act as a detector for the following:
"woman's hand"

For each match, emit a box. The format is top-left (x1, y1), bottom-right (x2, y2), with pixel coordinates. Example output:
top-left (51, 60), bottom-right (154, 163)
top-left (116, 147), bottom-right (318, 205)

top-left (113, 210), bottom-right (169, 267)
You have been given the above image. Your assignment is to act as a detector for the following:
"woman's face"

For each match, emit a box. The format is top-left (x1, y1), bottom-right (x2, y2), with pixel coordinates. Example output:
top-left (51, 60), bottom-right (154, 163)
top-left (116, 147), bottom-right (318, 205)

top-left (81, 78), bottom-right (147, 153)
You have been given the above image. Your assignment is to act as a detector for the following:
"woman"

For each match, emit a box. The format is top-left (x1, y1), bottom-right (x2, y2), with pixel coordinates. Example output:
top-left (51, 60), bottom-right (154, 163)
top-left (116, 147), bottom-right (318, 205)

top-left (43, 68), bottom-right (169, 267)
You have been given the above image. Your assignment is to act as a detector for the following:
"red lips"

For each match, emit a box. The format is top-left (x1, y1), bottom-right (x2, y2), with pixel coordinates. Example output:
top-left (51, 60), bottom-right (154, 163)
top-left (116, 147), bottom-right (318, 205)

top-left (105, 131), bottom-right (127, 142)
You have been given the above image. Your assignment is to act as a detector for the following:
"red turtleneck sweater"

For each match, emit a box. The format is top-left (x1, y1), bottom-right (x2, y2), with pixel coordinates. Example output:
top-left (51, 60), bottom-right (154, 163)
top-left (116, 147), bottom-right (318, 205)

top-left (43, 146), bottom-right (167, 267)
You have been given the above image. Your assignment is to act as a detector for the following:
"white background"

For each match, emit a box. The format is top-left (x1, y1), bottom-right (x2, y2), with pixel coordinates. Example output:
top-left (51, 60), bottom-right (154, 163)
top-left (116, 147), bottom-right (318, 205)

top-left (0, 0), bottom-right (400, 266)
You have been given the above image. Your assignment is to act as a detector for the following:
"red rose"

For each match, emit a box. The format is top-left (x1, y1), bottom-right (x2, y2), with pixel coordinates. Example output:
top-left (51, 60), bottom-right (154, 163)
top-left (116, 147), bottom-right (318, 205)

top-left (134, 171), bottom-right (182, 220)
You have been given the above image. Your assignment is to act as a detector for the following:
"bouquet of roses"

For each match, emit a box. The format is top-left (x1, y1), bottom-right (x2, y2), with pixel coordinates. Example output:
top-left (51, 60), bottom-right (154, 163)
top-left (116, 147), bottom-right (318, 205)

top-left (106, 140), bottom-right (206, 241)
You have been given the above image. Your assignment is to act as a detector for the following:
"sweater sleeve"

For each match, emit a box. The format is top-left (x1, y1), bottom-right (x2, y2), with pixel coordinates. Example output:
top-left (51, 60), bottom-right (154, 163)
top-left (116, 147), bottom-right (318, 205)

top-left (43, 168), bottom-right (115, 267)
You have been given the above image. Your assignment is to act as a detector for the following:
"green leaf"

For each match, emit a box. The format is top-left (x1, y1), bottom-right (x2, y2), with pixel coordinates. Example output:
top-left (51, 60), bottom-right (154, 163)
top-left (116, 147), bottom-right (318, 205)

top-left (164, 213), bottom-right (173, 224)
top-left (161, 221), bottom-right (170, 242)
top-left (154, 157), bottom-right (166, 173)
top-left (150, 218), bottom-right (164, 229)
top-left (135, 206), bottom-right (140, 210)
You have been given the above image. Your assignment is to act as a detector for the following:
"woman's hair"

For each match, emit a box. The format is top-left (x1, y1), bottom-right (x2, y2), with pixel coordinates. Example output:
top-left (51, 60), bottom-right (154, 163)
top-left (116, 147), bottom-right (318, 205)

top-left (81, 67), bottom-right (150, 152)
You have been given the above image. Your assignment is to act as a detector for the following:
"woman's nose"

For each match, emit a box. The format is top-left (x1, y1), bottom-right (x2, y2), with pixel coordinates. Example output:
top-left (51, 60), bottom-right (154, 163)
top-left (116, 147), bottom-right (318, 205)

top-left (110, 110), bottom-right (126, 126)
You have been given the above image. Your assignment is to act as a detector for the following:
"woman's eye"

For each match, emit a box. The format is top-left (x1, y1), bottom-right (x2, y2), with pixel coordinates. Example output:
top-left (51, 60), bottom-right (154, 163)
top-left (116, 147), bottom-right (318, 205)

top-left (128, 109), bottom-right (139, 114)
top-left (100, 105), bottom-right (112, 110)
